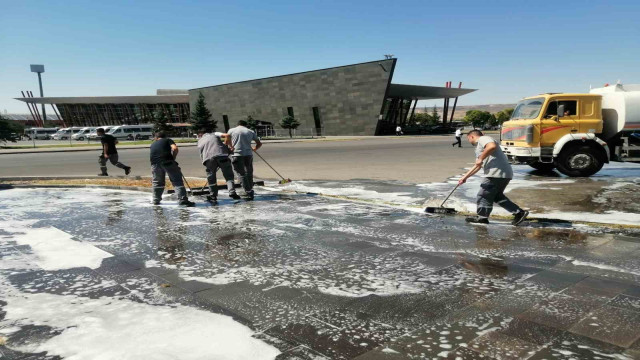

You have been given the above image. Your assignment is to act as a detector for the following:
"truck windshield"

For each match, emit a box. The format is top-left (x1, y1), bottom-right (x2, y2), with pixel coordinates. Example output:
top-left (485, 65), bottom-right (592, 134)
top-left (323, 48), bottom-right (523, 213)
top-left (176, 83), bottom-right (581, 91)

top-left (511, 98), bottom-right (544, 120)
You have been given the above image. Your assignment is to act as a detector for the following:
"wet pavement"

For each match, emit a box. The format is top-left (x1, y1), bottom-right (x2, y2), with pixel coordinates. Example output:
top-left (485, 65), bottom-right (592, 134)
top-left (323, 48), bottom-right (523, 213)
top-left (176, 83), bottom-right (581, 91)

top-left (0, 186), bottom-right (639, 359)
top-left (279, 162), bottom-right (640, 226)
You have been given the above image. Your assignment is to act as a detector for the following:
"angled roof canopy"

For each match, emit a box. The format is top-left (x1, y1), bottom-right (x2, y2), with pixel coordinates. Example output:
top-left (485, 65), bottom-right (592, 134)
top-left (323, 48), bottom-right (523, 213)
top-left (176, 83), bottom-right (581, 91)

top-left (387, 84), bottom-right (476, 100)
top-left (14, 95), bottom-right (188, 105)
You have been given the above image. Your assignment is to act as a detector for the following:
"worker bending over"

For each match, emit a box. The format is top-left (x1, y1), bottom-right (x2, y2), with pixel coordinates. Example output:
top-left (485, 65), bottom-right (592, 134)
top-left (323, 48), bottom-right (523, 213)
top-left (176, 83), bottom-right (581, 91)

top-left (197, 129), bottom-right (241, 203)
top-left (458, 130), bottom-right (529, 225)
top-left (149, 132), bottom-right (195, 207)
top-left (226, 120), bottom-right (262, 200)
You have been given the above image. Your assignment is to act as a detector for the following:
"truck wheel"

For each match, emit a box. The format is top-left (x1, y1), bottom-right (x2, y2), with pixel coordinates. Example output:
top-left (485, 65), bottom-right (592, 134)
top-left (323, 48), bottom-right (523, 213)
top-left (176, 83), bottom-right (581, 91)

top-left (528, 161), bottom-right (556, 172)
top-left (556, 144), bottom-right (604, 177)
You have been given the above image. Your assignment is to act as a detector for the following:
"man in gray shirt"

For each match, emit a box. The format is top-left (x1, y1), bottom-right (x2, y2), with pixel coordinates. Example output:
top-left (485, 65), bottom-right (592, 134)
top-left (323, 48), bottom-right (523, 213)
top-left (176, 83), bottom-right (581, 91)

top-left (197, 130), bottom-right (241, 203)
top-left (458, 130), bottom-right (528, 225)
top-left (226, 120), bottom-right (262, 199)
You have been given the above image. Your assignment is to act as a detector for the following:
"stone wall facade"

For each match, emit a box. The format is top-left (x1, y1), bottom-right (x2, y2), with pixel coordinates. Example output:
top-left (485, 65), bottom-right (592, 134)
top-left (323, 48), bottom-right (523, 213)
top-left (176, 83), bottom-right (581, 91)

top-left (189, 59), bottom-right (395, 136)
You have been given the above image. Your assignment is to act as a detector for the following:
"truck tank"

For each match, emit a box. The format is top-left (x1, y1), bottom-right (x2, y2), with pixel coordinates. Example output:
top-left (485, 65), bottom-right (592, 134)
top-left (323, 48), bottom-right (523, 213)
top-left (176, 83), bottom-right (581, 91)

top-left (590, 83), bottom-right (640, 140)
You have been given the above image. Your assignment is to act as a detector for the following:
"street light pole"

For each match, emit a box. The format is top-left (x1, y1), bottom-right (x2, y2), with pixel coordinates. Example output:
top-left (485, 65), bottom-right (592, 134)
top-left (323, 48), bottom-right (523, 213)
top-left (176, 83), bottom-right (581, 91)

top-left (30, 64), bottom-right (46, 125)
top-left (37, 72), bottom-right (45, 122)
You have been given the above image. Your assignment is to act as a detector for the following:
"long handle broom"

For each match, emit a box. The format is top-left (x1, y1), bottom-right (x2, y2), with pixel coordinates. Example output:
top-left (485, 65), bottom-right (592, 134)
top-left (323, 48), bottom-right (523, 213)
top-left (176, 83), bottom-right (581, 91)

top-left (425, 184), bottom-right (459, 214)
top-left (254, 151), bottom-right (292, 184)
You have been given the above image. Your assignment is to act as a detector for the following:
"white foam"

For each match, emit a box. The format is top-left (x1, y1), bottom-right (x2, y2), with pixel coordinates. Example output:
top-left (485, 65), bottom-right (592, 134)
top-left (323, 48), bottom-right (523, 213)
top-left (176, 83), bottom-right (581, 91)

top-left (570, 260), bottom-right (640, 276)
top-left (532, 211), bottom-right (640, 226)
top-left (276, 181), bottom-right (419, 205)
top-left (9, 226), bottom-right (112, 271)
top-left (0, 278), bottom-right (280, 360)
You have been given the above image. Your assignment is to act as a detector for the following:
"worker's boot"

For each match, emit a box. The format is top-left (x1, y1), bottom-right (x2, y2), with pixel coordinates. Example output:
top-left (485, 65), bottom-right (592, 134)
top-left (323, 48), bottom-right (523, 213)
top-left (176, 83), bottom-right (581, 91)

top-left (153, 187), bottom-right (164, 205)
top-left (124, 167), bottom-right (132, 175)
top-left (229, 190), bottom-right (241, 200)
top-left (179, 199), bottom-right (196, 207)
top-left (512, 210), bottom-right (529, 226)
top-left (465, 216), bottom-right (489, 224)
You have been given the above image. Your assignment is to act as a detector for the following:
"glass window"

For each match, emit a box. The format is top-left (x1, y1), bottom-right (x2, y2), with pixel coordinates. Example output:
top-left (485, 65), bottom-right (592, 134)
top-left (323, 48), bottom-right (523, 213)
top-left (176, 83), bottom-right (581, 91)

top-left (545, 100), bottom-right (578, 117)
top-left (511, 98), bottom-right (544, 120)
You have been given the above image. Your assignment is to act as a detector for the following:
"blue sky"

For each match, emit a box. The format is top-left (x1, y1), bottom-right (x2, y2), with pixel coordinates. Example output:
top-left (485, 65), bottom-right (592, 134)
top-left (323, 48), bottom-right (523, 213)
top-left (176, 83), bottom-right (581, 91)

top-left (1, 0), bottom-right (639, 113)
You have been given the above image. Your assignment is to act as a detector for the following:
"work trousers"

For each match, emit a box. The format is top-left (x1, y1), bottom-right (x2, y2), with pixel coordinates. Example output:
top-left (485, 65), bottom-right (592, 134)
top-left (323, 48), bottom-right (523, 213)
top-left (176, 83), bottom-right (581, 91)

top-left (151, 160), bottom-right (187, 202)
top-left (204, 156), bottom-right (236, 197)
top-left (99, 154), bottom-right (128, 175)
top-left (232, 155), bottom-right (254, 193)
top-left (476, 177), bottom-right (521, 219)
top-left (452, 136), bottom-right (462, 147)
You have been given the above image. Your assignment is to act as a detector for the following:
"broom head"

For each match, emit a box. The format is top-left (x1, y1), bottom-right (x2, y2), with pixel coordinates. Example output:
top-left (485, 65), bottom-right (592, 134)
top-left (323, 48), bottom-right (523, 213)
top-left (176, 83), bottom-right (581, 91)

top-left (425, 207), bottom-right (457, 214)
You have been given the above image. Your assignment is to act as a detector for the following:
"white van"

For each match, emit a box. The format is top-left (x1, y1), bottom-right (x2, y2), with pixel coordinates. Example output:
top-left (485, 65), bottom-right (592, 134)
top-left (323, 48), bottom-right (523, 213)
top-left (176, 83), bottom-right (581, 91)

top-left (72, 127), bottom-right (95, 141)
top-left (25, 128), bottom-right (58, 140)
top-left (51, 127), bottom-right (83, 140)
top-left (107, 125), bottom-right (153, 140)
top-left (88, 126), bottom-right (112, 140)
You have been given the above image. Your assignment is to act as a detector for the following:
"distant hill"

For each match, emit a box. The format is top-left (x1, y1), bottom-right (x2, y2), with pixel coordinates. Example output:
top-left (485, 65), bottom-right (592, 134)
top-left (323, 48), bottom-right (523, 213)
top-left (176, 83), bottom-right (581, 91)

top-left (415, 104), bottom-right (516, 120)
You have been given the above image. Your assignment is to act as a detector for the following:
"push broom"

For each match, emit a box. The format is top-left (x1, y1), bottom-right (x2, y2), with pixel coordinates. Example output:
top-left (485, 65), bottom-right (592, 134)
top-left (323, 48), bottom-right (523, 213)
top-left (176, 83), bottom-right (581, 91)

top-left (254, 151), bottom-right (292, 184)
top-left (424, 184), bottom-right (459, 214)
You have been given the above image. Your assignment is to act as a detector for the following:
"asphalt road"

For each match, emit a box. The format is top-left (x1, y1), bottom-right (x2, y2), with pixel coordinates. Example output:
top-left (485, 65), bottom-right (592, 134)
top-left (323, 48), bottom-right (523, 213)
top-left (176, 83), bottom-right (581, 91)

top-left (0, 136), bottom-right (475, 183)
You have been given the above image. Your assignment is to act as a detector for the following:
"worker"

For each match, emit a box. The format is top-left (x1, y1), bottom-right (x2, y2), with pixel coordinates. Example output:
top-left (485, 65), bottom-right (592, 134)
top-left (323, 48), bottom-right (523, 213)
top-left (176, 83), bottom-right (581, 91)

top-left (457, 130), bottom-right (529, 225)
top-left (396, 125), bottom-right (403, 136)
top-left (226, 120), bottom-right (262, 199)
top-left (452, 127), bottom-right (463, 148)
top-left (149, 131), bottom-right (195, 207)
top-left (97, 128), bottom-right (131, 176)
top-left (197, 129), bottom-right (241, 203)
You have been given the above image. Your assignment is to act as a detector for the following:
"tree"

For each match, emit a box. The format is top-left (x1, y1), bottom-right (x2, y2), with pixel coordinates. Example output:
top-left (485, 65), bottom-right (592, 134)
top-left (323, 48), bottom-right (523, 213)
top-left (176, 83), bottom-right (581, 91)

top-left (463, 110), bottom-right (493, 129)
top-left (245, 115), bottom-right (259, 131)
top-left (152, 107), bottom-right (173, 135)
top-left (431, 105), bottom-right (441, 123)
top-left (190, 92), bottom-right (216, 133)
top-left (495, 108), bottom-right (514, 125)
top-left (0, 115), bottom-right (21, 144)
top-left (279, 115), bottom-right (300, 138)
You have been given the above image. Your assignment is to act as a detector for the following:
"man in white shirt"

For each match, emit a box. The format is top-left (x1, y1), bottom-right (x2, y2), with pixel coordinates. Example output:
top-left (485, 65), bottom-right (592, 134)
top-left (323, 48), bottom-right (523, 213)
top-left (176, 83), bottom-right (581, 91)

top-left (452, 128), bottom-right (462, 148)
top-left (396, 126), bottom-right (402, 136)
top-left (458, 130), bottom-right (529, 225)
top-left (226, 120), bottom-right (262, 199)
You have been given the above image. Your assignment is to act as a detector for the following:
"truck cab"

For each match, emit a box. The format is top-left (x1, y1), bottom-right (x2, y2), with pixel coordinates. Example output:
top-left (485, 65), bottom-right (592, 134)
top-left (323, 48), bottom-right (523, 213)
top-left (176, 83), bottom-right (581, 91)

top-left (501, 93), bottom-right (609, 176)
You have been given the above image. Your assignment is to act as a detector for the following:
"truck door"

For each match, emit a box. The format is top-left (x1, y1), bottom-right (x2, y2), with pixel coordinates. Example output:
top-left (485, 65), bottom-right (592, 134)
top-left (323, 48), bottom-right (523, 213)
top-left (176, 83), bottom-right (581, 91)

top-left (541, 100), bottom-right (578, 146)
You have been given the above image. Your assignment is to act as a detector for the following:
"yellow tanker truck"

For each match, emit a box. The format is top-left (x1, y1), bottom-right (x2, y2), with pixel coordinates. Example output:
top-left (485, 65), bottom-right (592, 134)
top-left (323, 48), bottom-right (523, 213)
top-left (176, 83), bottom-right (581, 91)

top-left (500, 83), bottom-right (640, 176)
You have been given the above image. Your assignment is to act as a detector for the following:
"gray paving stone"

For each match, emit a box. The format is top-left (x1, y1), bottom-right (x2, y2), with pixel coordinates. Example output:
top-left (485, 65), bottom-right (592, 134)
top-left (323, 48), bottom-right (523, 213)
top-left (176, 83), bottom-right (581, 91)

top-left (570, 305), bottom-right (640, 348)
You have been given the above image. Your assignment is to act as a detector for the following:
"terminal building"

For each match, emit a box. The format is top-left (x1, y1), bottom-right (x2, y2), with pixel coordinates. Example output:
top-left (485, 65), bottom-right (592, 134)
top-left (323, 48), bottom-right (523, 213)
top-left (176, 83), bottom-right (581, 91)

top-left (190, 59), bottom-right (475, 135)
top-left (16, 59), bottom-right (475, 135)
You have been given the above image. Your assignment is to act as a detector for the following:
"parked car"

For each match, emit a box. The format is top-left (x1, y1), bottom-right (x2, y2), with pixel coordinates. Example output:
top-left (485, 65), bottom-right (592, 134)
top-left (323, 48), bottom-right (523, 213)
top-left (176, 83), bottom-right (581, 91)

top-left (107, 125), bottom-right (153, 140)
top-left (88, 126), bottom-right (112, 140)
top-left (425, 125), bottom-right (456, 134)
top-left (51, 127), bottom-right (83, 140)
top-left (24, 128), bottom-right (58, 140)
top-left (72, 127), bottom-right (96, 141)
